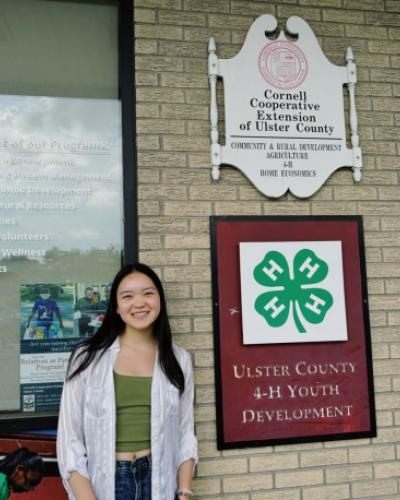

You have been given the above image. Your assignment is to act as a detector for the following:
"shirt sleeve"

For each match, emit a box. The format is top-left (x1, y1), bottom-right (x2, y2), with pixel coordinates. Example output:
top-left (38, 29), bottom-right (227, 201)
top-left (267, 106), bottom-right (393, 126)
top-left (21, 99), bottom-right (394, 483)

top-left (178, 349), bottom-right (198, 468)
top-left (57, 350), bottom-right (90, 497)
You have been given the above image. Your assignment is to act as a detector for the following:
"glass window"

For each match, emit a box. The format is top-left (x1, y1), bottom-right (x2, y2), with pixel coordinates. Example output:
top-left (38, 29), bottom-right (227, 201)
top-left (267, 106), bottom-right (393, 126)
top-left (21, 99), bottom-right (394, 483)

top-left (0, 0), bottom-right (133, 428)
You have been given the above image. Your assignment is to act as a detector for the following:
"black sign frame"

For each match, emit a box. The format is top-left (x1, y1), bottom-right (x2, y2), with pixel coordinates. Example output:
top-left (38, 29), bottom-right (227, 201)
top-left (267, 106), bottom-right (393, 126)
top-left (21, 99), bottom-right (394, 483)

top-left (211, 215), bottom-right (376, 450)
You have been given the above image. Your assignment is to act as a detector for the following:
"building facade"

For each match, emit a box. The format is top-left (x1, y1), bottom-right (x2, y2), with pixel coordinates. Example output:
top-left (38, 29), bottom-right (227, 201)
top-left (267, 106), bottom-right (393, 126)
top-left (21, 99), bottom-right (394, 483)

top-left (135, 0), bottom-right (400, 498)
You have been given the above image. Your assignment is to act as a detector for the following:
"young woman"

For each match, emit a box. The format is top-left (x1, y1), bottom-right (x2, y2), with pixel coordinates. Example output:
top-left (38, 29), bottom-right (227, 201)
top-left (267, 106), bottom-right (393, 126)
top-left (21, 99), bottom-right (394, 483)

top-left (57, 263), bottom-right (198, 500)
top-left (0, 447), bottom-right (44, 499)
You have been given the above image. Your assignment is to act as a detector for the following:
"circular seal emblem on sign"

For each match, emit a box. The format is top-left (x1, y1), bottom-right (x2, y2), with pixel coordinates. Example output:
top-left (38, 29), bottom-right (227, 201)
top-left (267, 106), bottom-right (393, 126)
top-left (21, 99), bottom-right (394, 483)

top-left (259, 41), bottom-right (308, 89)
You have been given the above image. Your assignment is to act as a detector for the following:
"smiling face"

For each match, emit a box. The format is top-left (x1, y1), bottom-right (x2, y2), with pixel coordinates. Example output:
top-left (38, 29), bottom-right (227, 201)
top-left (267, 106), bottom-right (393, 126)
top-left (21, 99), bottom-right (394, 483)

top-left (116, 272), bottom-right (161, 335)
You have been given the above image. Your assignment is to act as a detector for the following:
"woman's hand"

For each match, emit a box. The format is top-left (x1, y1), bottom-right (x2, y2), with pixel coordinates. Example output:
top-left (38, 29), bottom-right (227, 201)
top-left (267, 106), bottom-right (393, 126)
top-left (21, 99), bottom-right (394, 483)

top-left (176, 488), bottom-right (193, 499)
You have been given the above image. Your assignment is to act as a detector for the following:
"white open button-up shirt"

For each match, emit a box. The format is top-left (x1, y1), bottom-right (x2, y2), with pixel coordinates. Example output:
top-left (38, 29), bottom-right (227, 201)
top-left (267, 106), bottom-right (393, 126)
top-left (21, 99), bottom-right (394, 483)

top-left (57, 338), bottom-right (198, 500)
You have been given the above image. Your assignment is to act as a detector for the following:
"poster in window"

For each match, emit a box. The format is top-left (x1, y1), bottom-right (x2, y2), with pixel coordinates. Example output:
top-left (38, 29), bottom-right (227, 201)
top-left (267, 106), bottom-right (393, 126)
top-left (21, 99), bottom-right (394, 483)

top-left (0, 95), bottom-right (123, 418)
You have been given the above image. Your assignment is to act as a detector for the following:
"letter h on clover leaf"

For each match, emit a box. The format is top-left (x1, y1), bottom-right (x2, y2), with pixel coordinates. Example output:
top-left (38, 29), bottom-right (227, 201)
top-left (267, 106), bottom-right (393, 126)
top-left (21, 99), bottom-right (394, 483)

top-left (253, 249), bottom-right (333, 334)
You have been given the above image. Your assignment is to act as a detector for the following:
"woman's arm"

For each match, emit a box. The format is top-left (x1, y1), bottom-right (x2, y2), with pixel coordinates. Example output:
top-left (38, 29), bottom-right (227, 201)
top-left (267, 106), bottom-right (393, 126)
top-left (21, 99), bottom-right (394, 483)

top-left (57, 351), bottom-right (95, 498)
top-left (176, 349), bottom-right (198, 497)
top-left (177, 459), bottom-right (195, 498)
top-left (68, 472), bottom-right (96, 500)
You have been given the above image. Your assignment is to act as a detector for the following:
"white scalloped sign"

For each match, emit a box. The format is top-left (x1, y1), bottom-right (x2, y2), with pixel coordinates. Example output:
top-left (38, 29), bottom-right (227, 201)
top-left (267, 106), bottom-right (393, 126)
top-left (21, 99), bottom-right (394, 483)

top-left (208, 15), bottom-right (362, 198)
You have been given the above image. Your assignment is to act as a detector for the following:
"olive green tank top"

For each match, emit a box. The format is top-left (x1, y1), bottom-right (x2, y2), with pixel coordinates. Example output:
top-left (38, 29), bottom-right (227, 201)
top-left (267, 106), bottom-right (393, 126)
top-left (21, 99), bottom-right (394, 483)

top-left (113, 371), bottom-right (152, 453)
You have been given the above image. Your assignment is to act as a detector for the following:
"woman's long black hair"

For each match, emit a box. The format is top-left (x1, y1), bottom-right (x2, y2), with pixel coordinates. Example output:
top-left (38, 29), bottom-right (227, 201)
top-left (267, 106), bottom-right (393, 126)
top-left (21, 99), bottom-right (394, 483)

top-left (0, 447), bottom-right (44, 482)
top-left (67, 263), bottom-right (185, 394)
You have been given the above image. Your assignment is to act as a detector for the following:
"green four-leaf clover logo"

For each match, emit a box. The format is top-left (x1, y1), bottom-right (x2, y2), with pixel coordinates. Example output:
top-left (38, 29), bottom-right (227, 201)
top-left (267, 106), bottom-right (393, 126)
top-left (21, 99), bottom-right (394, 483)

top-left (253, 249), bottom-right (333, 333)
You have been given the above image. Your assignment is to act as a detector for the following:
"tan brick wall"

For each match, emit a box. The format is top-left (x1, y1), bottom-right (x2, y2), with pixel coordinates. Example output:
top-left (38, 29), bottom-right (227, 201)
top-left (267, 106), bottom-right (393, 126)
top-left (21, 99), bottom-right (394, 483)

top-left (135, 0), bottom-right (400, 497)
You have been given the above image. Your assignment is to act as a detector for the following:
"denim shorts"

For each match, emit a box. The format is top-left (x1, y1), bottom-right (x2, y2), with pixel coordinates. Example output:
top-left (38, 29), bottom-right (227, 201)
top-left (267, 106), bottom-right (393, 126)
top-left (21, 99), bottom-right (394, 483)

top-left (115, 455), bottom-right (152, 500)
